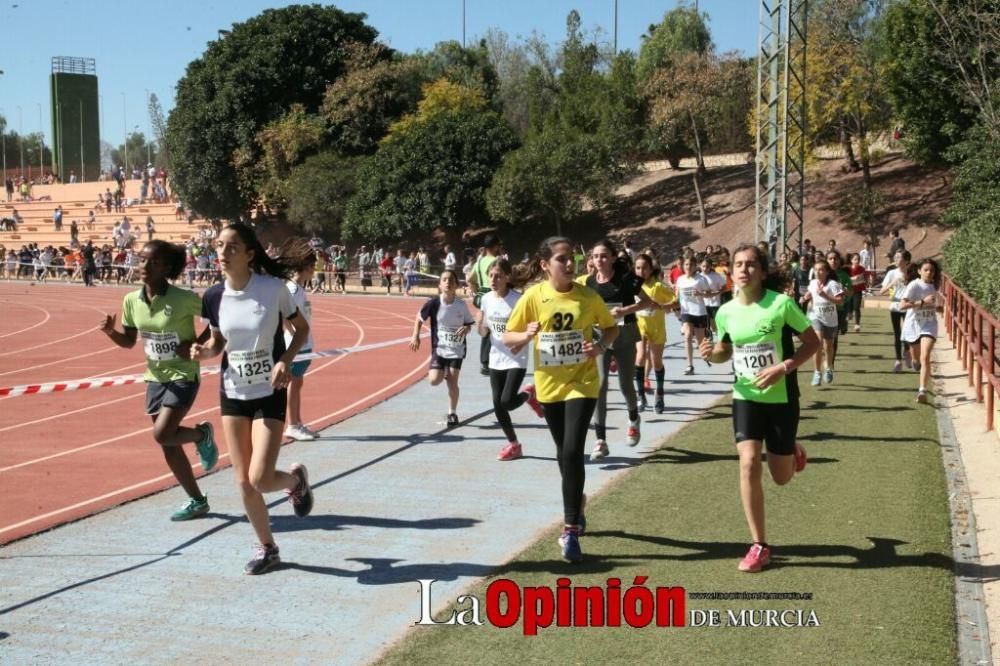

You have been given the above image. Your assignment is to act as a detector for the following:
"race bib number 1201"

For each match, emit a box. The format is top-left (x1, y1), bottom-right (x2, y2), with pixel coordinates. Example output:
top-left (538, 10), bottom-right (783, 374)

top-left (733, 342), bottom-right (778, 380)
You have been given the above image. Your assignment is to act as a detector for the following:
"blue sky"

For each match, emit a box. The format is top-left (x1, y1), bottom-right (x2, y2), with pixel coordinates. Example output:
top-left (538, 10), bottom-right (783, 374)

top-left (0, 1), bottom-right (758, 148)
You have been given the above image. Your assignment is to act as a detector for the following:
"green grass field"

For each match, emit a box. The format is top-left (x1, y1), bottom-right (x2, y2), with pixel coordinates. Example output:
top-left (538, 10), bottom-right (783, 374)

top-left (378, 312), bottom-right (955, 665)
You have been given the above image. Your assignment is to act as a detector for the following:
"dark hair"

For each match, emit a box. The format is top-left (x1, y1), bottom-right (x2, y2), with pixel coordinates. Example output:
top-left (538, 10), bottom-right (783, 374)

top-left (488, 257), bottom-right (532, 290)
top-left (917, 257), bottom-right (942, 289)
top-left (144, 239), bottom-right (187, 280)
top-left (483, 234), bottom-right (501, 249)
top-left (221, 224), bottom-right (302, 280)
top-left (272, 237), bottom-right (317, 273)
top-left (896, 249), bottom-right (912, 263)
top-left (731, 243), bottom-right (785, 292)
top-left (524, 236), bottom-right (573, 283)
top-left (592, 238), bottom-right (617, 256)
top-left (813, 258), bottom-right (835, 285)
top-left (825, 249), bottom-right (843, 268)
top-left (635, 253), bottom-right (661, 279)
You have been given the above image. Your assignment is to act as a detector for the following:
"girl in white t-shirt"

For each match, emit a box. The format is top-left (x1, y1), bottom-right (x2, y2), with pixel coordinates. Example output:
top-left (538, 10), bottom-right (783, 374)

top-left (409, 269), bottom-right (476, 427)
top-left (879, 250), bottom-right (913, 372)
top-left (674, 256), bottom-right (711, 375)
top-left (476, 259), bottom-right (545, 461)
top-left (800, 258), bottom-right (844, 385)
top-left (191, 228), bottom-right (314, 576)
top-left (284, 256), bottom-right (318, 441)
top-left (700, 256), bottom-right (727, 338)
top-left (900, 258), bottom-right (942, 403)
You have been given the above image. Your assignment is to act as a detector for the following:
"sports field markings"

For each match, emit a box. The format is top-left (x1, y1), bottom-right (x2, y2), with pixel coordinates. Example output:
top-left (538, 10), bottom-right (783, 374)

top-left (0, 303), bottom-right (52, 339)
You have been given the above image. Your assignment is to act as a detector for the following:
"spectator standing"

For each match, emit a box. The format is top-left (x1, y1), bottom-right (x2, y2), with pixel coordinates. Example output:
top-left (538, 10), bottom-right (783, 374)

top-left (886, 229), bottom-right (905, 264)
top-left (53, 206), bottom-right (63, 232)
top-left (146, 216), bottom-right (156, 242)
top-left (4, 177), bottom-right (13, 202)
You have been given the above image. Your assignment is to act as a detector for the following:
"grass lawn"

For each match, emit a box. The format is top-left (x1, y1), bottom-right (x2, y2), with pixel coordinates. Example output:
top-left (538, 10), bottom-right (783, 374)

top-left (378, 311), bottom-right (956, 665)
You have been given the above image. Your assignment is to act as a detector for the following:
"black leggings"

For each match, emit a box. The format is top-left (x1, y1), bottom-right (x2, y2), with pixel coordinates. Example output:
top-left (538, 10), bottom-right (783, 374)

top-left (890, 310), bottom-right (910, 361)
top-left (542, 398), bottom-right (597, 526)
top-left (851, 292), bottom-right (863, 324)
top-left (489, 368), bottom-right (528, 442)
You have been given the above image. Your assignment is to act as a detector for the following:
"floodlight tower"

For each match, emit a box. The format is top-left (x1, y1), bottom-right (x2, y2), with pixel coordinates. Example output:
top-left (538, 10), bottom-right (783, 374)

top-left (755, 0), bottom-right (808, 254)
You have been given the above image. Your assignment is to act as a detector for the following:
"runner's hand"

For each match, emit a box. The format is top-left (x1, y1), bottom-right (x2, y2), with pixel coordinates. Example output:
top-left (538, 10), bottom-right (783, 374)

top-left (271, 360), bottom-right (290, 389)
top-left (698, 338), bottom-right (715, 362)
top-left (175, 341), bottom-right (192, 359)
top-left (582, 341), bottom-right (602, 359)
top-left (457, 325), bottom-right (471, 338)
top-left (189, 343), bottom-right (204, 360)
top-left (525, 322), bottom-right (540, 338)
top-left (409, 337), bottom-right (420, 352)
top-left (752, 364), bottom-right (785, 389)
top-left (100, 313), bottom-right (115, 334)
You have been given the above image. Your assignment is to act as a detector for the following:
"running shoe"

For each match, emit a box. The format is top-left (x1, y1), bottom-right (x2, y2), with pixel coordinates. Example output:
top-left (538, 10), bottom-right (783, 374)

top-left (170, 496), bottom-right (209, 522)
top-left (654, 394), bottom-right (665, 414)
top-left (244, 543), bottom-right (281, 576)
top-left (854, 324), bottom-right (861, 332)
top-left (738, 543), bottom-right (771, 573)
top-left (523, 384), bottom-right (545, 418)
top-left (497, 441), bottom-right (523, 461)
top-left (904, 356), bottom-right (913, 370)
top-left (446, 413), bottom-right (459, 428)
top-left (287, 463), bottom-right (314, 517)
top-left (824, 368), bottom-right (834, 384)
top-left (893, 360), bottom-right (902, 373)
top-left (916, 389), bottom-right (929, 404)
top-left (590, 439), bottom-right (609, 460)
top-left (559, 527), bottom-right (583, 563)
top-left (913, 361), bottom-right (922, 372)
top-left (794, 442), bottom-right (807, 473)
top-left (811, 371), bottom-right (822, 386)
top-left (626, 418), bottom-right (641, 447)
top-left (284, 424), bottom-right (316, 441)
top-left (683, 365), bottom-right (694, 376)
top-left (195, 422), bottom-right (219, 472)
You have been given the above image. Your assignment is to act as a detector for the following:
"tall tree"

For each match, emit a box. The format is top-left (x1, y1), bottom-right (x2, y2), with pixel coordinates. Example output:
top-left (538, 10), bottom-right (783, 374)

top-left (165, 5), bottom-right (379, 218)
top-left (147, 94), bottom-right (171, 171)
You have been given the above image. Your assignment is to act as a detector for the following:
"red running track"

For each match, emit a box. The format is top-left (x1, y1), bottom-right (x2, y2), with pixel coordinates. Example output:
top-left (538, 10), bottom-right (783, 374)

top-left (0, 282), bottom-right (427, 544)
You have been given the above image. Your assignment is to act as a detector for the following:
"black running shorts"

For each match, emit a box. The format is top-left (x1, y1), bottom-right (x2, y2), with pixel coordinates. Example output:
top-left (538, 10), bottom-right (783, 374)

top-left (220, 389), bottom-right (288, 421)
top-left (732, 398), bottom-right (799, 456)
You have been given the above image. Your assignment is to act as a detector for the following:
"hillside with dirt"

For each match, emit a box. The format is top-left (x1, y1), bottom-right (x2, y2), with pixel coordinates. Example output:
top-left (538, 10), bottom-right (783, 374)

top-left (483, 151), bottom-right (953, 268)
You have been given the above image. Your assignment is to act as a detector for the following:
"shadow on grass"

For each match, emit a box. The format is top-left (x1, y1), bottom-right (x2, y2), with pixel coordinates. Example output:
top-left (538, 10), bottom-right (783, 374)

top-left (799, 431), bottom-right (939, 445)
top-left (587, 532), bottom-right (954, 571)
top-left (642, 446), bottom-right (839, 466)
top-left (272, 514), bottom-right (480, 534)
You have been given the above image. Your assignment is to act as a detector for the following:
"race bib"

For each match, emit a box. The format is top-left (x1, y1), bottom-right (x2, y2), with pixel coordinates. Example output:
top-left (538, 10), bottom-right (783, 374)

top-left (915, 307), bottom-right (936, 324)
top-left (226, 348), bottom-right (273, 388)
top-left (606, 301), bottom-right (625, 326)
top-left (733, 342), bottom-right (778, 380)
top-left (436, 326), bottom-right (465, 356)
top-left (487, 314), bottom-right (508, 337)
top-left (141, 331), bottom-right (180, 361)
top-left (538, 330), bottom-right (586, 367)
top-left (813, 302), bottom-right (836, 320)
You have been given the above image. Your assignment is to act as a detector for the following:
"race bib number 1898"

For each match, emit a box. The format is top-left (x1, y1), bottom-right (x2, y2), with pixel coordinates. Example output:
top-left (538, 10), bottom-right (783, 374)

top-left (141, 331), bottom-right (180, 361)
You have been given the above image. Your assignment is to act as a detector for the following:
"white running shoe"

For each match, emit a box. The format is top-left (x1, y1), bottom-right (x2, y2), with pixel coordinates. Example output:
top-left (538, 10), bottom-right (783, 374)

top-left (284, 425), bottom-right (316, 441)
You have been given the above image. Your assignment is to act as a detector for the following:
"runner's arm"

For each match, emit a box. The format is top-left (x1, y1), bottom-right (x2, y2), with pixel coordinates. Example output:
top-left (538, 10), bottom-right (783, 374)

top-left (100, 314), bottom-right (137, 348)
top-left (190, 328), bottom-right (226, 360)
top-left (699, 338), bottom-right (732, 364)
top-left (585, 325), bottom-right (619, 357)
top-left (409, 315), bottom-right (425, 351)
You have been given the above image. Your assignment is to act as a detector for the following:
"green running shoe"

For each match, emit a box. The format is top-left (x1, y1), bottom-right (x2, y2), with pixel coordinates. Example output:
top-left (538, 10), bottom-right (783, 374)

top-left (195, 422), bottom-right (219, 472)
top-left (170, 496), bottom-right (209, 522)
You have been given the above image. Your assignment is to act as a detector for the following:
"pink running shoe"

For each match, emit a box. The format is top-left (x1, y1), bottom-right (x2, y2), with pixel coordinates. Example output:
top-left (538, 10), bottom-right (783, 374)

top-left (497, 442), bottom-right (523, 461)
top-left (738, 543), bottom-right (771, 572)
top-left (523, 385), bottom-right (545, 418)
top-left (794, 442), bottom-right (807, 473)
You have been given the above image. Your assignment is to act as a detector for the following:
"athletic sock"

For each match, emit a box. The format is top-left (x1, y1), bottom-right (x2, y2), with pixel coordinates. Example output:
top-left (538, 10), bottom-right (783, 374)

top-left (655, 368), bottom-right (665, 392)
top-left (635, 374), bottom-right (644, 395)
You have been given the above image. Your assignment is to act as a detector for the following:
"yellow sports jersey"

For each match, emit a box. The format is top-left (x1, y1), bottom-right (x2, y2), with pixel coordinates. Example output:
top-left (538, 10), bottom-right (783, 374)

top-left (507, 281), bottom-right (615, 403)
top-left (636, 280), bottom-right (676, 345)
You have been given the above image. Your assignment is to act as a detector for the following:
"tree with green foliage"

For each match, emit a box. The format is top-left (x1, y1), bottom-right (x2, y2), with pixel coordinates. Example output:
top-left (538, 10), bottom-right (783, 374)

top-left (112, 132), bottom-right (157, 173)
top-left (408, 40), bottom-right (501, 106)
top-left (166, 5), bottom-right (379, 218)
top-left (636, 3), bottom-right (712, 80)
top-left (877, 0), bottom-right (974, 164)
top-left (344, 86), bottom-right (517, 245)
top-left (284, 151), bottom-right (363, 237)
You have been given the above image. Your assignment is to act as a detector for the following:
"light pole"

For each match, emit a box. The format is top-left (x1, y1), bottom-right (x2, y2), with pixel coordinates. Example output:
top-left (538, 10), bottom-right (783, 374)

top-left (37, 103), bottom-right (46, 178)
top-left (122, 93), bottom-right (127, 178)
top-left (144, 88), bottom-right (152, 166)
top-left (17, 105), bottom-right (23, 178)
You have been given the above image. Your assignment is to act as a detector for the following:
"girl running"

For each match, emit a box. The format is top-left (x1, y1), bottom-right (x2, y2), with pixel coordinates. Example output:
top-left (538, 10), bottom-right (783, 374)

top-left (579, 239), bottom-right (654, 459)
top-left (409, 269), bottom-right (476, 427)
top-left (848, 252), bottom-right (866, 332)
top-left (284, 246), bottom-right (319, 441)
top-left (633, 254), bottom-right (677, 414)
top-left (879, 250), bottom-right (913, 372)
top-left (900, 258), bottom-right (943, 403)
top-left (100, 240), bottom-right (219, 522)
top-left (675, 255), bottom-right (712, 375)
top-left (699, 244), bottom-right (819, 572)
top-left (192, 225), bottom-right (315, 575)
top-left (504, 236), bottom-right (618, 562)
top-left (701, 256), bottom-right (727, 339)
top-left (475, 259), bottom-right (545, 460)
top-left (800, 258), bottom-right (844, 385)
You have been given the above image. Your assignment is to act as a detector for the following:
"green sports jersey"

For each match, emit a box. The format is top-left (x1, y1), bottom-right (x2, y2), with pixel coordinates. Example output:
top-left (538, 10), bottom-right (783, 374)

top-left (715, 289), bottom-right (811, 404)
top-left (121, 285), bottom-right (202, 383)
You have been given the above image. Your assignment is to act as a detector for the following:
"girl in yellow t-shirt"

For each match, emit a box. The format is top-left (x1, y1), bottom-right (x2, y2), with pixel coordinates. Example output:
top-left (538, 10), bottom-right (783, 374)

top-left (633, 254), bottom-right (677, 414)
top-left (504, 236), bottom-right (617, 564)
